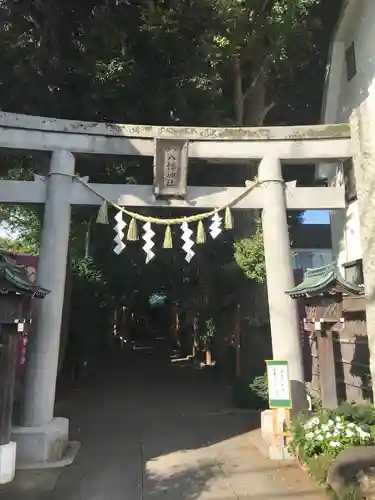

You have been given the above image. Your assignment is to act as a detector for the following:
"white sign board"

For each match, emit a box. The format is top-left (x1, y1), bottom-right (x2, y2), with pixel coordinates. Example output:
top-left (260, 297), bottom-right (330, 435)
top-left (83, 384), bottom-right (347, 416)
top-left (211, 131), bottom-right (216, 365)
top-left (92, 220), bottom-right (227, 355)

top-left (266, 360), bottom-right (292, 408)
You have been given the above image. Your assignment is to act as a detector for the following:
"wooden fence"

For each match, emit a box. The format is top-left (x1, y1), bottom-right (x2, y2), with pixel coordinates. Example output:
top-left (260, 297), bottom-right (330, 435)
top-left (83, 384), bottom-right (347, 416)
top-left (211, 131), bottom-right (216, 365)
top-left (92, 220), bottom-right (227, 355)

top-left (304, 295), bottom-right (371, 406)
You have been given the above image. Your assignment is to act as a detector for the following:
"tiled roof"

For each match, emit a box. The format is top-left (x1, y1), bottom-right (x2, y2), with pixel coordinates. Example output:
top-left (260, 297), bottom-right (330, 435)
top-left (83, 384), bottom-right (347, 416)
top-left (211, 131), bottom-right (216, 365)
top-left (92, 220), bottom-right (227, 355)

top-left (285, 262), bottom-right (364, 298)
top-left (0, 253), bottom-right (49, 298)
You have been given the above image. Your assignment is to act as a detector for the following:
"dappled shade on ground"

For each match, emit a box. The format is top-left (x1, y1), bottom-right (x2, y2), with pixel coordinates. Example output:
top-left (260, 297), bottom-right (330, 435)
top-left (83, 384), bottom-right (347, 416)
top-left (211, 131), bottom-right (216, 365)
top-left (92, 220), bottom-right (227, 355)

top-left (1, 350), bottom-right (326, 499)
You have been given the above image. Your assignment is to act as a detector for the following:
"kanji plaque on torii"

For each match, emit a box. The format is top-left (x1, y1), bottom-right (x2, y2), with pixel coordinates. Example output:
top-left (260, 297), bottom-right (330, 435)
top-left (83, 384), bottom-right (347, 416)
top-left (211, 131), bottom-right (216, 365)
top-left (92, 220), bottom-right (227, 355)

top-left (153, 138), bottom-right (188, 198)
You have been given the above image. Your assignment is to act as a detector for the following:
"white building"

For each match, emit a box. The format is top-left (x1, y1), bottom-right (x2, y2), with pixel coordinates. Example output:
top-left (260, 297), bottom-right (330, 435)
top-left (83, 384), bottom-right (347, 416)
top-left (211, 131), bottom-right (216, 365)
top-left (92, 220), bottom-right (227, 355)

top-left (292, 248), bottom-right (333, 273)
top-left (317, 0), bottom-right (375, 285)
top-left (291, 224), bottom-right (333, 272)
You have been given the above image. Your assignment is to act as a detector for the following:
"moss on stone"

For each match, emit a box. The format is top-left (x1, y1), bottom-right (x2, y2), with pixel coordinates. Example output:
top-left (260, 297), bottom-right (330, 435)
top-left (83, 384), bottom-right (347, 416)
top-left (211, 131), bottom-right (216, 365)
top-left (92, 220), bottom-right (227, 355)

top-left (0, 111), bottom-right (351, 141)
top-left (286, 123), bottom-right (350, 140)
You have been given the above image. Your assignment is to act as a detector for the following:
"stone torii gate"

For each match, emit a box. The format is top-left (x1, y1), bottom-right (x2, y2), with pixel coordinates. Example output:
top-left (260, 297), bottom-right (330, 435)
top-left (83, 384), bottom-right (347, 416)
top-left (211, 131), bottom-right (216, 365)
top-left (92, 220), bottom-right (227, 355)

top-left (0, 112), bottom-right (350, 467)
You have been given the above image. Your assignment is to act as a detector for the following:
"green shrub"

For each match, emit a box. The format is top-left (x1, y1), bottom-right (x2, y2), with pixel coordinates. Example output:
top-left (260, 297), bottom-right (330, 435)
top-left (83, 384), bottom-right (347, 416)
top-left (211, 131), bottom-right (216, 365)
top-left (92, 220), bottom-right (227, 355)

top-left (289, 406), bottom-right (375, 499)
top-left (198, 317), bottom-right (216, 347)
top-left (248, 373), bottom-right (268, 401)
top-left (304, 454), bottom-right (334, 485)
top-left (234, 222), bottom-right (266, 284)
top-left (290, 413), bottom-right (373, 460)
top-left (232, 375), bottom-right (268, 409)
top-left (326, 402), bottom-right (375, 427)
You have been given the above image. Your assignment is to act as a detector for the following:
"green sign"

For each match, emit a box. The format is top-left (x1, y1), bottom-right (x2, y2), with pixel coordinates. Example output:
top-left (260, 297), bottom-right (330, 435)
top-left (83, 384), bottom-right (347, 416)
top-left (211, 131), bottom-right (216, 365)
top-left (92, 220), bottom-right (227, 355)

top-left (266, 360), bottom-right (292, 409)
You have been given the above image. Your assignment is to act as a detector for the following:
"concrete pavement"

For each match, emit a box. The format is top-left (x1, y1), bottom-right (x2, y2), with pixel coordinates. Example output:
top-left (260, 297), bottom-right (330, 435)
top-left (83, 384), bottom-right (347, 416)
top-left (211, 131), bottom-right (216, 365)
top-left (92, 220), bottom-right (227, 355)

top-left (0, 352), bottom-right (327, 499)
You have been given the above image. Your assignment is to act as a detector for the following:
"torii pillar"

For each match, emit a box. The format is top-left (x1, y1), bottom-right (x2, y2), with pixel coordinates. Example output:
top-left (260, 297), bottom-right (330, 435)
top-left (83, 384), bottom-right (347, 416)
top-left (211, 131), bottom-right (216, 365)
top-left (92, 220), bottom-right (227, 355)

top-left (258, 156), bottom-right (307, 455)
top-left (12, 150), bottom-right (76, 465)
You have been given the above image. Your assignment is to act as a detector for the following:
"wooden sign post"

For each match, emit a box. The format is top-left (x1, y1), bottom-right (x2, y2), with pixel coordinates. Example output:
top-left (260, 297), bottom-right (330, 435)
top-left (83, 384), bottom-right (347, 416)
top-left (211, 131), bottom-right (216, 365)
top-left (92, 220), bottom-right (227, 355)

top-left (266, 360), bottom-right (293, 459)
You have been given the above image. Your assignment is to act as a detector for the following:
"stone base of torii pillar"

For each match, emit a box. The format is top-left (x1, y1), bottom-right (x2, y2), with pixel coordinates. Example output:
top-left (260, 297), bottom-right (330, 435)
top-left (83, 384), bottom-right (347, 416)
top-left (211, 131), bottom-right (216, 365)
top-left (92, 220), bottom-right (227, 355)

top-left (12, 419), bottom-right (80, 469)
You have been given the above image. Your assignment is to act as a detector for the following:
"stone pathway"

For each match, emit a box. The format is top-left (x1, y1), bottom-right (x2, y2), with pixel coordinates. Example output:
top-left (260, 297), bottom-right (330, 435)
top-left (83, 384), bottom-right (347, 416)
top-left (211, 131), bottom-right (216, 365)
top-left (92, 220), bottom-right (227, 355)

top-left (1, 353), bottom-right (328, 499)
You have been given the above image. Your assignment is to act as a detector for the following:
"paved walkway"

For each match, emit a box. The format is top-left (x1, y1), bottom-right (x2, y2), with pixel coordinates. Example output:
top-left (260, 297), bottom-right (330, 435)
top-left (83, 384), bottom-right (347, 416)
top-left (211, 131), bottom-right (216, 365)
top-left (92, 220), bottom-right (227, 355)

top-left (1, 351), bottom-right (327, 500)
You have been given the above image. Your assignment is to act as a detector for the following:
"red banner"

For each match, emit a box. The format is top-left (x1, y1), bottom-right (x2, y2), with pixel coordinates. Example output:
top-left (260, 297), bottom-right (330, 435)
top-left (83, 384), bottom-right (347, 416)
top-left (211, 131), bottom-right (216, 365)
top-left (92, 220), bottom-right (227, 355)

top-left (6, 253), bottom-right (38, 375)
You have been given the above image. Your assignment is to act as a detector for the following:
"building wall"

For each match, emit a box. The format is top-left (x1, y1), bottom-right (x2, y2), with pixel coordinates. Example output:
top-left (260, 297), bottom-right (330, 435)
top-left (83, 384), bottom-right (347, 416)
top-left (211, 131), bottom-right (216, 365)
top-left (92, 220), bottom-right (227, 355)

top-left (292, 249), bottom-right (333, 273)
top-left (320, 0), bottom-right (375, 273)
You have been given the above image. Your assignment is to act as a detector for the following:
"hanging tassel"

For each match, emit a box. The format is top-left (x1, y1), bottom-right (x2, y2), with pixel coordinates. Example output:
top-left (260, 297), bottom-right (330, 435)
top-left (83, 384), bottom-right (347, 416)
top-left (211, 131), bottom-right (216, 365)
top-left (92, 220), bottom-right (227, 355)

top-left (96, 201), bottom-right (109, 224)
top-left (163, 225), bottom-right (173, 249)
top-left (127, 218), bottom-right (139, 241)
top-left (224, 206), bottom-right (234, 230)
top-left (196, 220), bottom-right (206, 244)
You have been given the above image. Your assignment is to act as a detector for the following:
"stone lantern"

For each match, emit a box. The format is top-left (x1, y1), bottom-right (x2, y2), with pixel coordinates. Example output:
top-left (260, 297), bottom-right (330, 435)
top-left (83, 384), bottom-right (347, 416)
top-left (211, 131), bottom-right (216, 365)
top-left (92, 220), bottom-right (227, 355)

top-left (0, 253), bottom-right (49, 484)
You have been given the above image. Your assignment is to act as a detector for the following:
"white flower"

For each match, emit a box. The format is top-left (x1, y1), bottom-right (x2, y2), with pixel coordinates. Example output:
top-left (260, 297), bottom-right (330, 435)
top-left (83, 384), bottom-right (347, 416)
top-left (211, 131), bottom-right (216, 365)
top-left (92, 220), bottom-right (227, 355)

top-left (304, 417), bottom-right (319, 430)
top-left (358, 429), bottom-right (371, 439)
top-left (326, 432), bottom-right (332, 438)
top-left (316, 435), bottom-right (324, 441)
top-left (333, 430), bottom-right (340, 437)
top-left (321, 424), bottom-right (329, 432)
top-left (345, 429), bottom-right (354, 438)
top-left (347, 422), bottom-right (356, 428)
top-left (328, 419), bottom-right (334, 426)
top-left (336, 423), bottom-right (343, 429)
top-left (306, 432), bottom-right (314, 439)
top-left (329, 441), bottom-right (342, 448)
top-left (335, 416), bottom-right (341, 422)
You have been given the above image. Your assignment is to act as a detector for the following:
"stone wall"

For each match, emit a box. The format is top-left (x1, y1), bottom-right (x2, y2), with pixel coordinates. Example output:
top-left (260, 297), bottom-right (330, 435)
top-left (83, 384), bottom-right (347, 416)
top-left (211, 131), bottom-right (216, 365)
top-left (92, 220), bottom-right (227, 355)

top-left (350, 99), bottom-right (375, 403)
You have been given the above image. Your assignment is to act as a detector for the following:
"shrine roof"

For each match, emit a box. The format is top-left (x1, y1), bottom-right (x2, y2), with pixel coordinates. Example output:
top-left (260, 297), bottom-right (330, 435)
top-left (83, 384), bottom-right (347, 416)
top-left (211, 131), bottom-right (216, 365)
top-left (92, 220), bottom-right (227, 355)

top-left (0, 253), bottom-right (49, 298)
top-left (285, 262), bottom-right (364, 298)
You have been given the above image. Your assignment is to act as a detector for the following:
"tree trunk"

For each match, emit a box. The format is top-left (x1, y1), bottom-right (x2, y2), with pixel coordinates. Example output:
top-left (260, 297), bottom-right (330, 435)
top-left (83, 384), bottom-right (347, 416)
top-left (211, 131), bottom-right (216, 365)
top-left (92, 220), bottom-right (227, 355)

top-left (232, 52), bottom-right (269, 230)
top-left (85, 219), bottom-right (92, 259)
top-left (233, 57), bottom-right (244, 125)
top-left (205, 348), bottom-right (212, 366)
top-left (244, 68), bottom-right (266, 127)
top-left (232, 53), bottom-right (270, 333)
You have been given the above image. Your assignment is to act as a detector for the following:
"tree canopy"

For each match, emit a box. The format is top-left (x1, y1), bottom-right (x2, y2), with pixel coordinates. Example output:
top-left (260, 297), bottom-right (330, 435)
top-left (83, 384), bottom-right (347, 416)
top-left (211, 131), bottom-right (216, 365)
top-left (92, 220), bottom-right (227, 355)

top-left (0, 0), bottom-right (341, 126)
top-left (0, 0), bottom-right (343, 333)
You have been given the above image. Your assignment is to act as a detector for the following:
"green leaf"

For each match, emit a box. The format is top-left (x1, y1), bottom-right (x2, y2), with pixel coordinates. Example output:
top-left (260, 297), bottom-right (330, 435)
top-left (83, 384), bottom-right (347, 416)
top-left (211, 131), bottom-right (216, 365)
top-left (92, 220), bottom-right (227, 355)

top-left (234, 222), bottom-right (266, 283)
